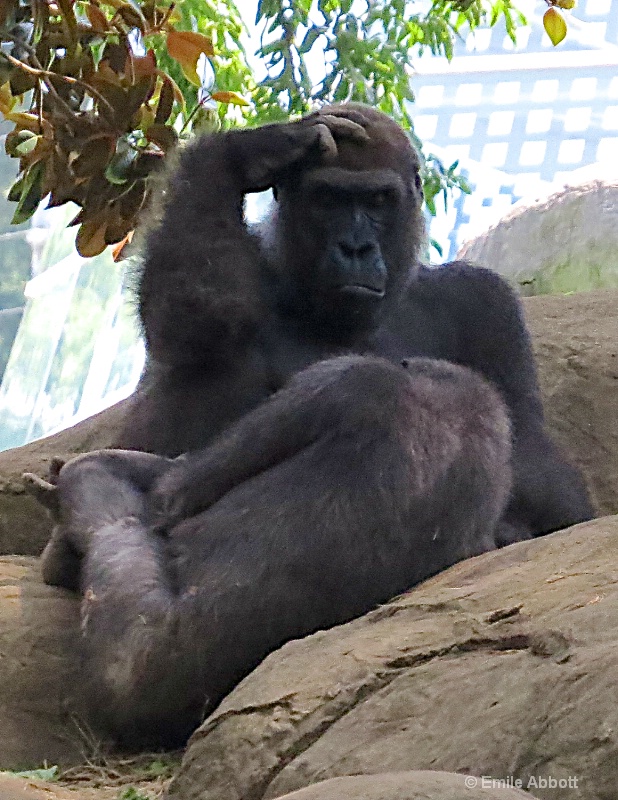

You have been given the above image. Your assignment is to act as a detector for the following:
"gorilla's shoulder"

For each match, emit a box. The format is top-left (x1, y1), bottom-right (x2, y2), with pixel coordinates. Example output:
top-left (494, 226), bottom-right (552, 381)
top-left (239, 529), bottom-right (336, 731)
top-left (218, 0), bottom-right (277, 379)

top-left (417, 260), bottom-right (515, 295)
top-left (414, 261), bottom-right (523, 323)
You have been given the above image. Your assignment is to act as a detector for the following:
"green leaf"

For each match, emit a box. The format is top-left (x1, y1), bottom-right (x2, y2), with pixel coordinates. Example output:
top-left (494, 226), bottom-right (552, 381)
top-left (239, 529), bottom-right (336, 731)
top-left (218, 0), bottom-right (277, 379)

top-left (11, 162), bottom-right (44, 224)
top-left (7, 176), bottom-right (24, 202)
top-left (298, 27), bottom-right (326, 55)
top-left (429, 237), bottom-right (443, 256)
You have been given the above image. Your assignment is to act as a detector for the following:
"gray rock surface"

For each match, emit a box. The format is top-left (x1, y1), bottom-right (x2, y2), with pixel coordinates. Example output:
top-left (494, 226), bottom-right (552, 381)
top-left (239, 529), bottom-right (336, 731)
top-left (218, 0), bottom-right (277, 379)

top-left (522, 289), bottom-right (618, 517)
top-left (0, 769), bottom-right (537, 799)
top-left (458, 179), bottom-right (618, 295)
top-left (0, 290), bottom-right (614, 800)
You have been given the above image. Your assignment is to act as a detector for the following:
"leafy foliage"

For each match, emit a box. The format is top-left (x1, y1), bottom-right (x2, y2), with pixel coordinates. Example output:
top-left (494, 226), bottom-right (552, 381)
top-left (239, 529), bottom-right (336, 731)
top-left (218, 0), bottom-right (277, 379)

top-left (0, 0), bottom-right (553, 258)
top-left (253, 0), bottom-right (526, 114)
top-left (0, 0), bottom-right (251, 257)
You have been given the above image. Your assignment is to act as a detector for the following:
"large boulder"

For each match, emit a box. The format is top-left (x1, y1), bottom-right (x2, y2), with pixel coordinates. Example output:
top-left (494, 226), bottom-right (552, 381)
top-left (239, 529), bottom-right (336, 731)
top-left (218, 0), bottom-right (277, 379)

top-left (457, 177), bottom-right (618, 295)
top-left (168, 514), bottom-right (618, 800)
top-left (0, 289), bottom-right (617, 556)
top-left (0, 287), bottom-right (614, 796)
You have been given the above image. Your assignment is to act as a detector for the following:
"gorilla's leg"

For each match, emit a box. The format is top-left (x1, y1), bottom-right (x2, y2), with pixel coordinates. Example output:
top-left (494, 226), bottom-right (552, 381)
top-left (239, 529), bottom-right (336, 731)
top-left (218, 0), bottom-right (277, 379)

top-left (57, 356), bottom-right (512, 747)
top-left (33, 450), bottom-right (172, 590)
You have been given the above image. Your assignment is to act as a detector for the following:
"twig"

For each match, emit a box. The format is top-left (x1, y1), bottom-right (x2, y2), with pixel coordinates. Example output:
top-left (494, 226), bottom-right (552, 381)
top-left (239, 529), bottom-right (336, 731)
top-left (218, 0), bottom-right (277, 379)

top-left (4, 51), bottom-right (116, 117)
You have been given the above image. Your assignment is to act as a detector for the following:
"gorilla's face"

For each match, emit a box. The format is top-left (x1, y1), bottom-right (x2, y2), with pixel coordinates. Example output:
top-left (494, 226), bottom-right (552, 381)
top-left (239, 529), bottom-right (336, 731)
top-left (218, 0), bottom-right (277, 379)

top-left (276, 164), bottom-right (425, 339)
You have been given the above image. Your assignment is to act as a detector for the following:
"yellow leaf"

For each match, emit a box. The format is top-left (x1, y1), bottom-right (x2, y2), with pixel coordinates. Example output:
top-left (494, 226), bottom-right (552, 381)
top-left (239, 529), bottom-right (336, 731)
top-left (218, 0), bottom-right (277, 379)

top-left (543, 7), bottom-right (567, 46)
top-left (0, 82), bottom-right (16, 117)
top-left (167, 29), bottom-right (215, 59)
top-left (166, 29), bottom-right (214, 86)
top-left (138, 102), bottom-right (156, 131)
top-left (211, 91), bottom-right (250, 107)
top-left (555, 0), bottom-right (576, 7)
top-left (76, 214), bottom-right (109, 258)
top-left (4, 112), bottom-right (42, 133)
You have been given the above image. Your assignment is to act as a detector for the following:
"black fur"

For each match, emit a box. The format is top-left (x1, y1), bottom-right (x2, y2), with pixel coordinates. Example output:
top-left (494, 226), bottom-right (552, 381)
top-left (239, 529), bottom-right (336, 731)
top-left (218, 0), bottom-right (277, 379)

top-left (37, 104), bottom-right (594, 746)
top-left (45, 356), bottom-right (512, 746)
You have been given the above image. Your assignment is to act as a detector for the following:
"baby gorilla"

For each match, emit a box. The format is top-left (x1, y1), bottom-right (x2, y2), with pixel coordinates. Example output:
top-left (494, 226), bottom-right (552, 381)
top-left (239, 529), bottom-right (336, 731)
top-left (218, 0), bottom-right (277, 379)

top-left (33, 356), bottom-right (511, 748)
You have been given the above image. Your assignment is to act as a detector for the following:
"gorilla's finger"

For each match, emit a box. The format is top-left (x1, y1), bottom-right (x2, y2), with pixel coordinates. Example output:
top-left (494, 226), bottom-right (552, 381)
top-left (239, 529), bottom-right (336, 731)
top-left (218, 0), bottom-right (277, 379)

top-left (320, 106), bottom-right (371, 125)
top-left (320, 113), bottom-right (371, 142)
top-left (314, 122), bottom-right (338, 160)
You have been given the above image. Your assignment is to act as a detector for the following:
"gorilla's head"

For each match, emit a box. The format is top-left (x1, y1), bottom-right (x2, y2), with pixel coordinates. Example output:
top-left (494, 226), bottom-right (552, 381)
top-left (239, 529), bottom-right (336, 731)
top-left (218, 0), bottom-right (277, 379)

top-left (271, 104), bottom-right (426, 341)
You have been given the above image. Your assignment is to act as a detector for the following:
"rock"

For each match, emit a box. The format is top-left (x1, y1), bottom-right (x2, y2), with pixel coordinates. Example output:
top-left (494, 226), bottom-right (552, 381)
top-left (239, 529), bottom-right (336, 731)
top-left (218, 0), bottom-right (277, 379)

top-left (167, 515), bottom-right (618, 800)
top-left (0, 290), bottom-right (615, 790)
top-left (523, 290), bottom-right (618, 517)
top-left (0, 399), bottom-right (128, 555)
top-left (457, 179), bottom-right (618, 295)
top-left (0, 556), bottom-right (83, 768)
top-left (0, 502), bottom-right (617, 795)
top-left (0, 773), bottom-right (73, 800)
top-left (264, 771), bottom-right (538, 799)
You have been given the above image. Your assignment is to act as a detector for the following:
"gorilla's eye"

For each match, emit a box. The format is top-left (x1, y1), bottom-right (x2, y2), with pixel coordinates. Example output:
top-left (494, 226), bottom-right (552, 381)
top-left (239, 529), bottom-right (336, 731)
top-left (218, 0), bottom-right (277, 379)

top-left (363, 190), bottom-right (394, 213)
top-left (369, 191), bottom-right (388, 207)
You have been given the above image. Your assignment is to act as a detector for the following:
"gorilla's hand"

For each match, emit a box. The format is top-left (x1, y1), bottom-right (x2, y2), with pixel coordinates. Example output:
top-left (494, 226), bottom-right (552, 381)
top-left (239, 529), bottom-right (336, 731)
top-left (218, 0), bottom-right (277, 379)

top-left (228, 107), bottom-right (370, 193)
top-left (149, 459), bottom-right (205, 533)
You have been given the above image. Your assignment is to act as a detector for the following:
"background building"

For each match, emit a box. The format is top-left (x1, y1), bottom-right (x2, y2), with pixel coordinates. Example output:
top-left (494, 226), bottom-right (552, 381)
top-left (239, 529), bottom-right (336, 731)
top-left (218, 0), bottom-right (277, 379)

top-left (414, 0), bottom-right (618, 259)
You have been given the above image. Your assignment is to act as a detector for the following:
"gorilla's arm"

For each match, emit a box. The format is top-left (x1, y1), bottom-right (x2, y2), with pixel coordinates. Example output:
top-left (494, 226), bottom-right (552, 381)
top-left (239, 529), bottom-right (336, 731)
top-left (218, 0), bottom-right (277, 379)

top-left (139, 113), bottom-right (369, 366)
top-left (148, 355), bottom-right (403, 529)
top-left (416, 262), bottom-right (594, 538)
top-left (138, 134), bottom-right (264, 366)
top-left (424, 263), bottom-right (544, 428)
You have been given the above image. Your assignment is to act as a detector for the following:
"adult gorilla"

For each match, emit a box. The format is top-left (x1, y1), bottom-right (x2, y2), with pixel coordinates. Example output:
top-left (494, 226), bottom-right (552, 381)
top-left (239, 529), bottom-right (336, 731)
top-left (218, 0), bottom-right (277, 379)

top-left (31, 104), bottom-right (593, 747)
